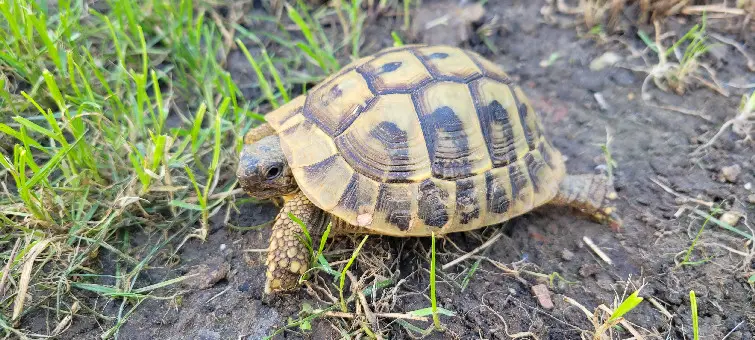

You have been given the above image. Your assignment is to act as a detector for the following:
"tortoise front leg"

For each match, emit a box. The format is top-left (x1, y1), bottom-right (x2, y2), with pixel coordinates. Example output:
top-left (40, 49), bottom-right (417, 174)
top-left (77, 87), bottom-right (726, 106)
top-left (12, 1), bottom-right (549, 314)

top-left (244, 123), bottom-right (275, 144)
top-left (551, 174), bottom-right (622, 230)
top-left (265, 191), bottom-right (328, 294)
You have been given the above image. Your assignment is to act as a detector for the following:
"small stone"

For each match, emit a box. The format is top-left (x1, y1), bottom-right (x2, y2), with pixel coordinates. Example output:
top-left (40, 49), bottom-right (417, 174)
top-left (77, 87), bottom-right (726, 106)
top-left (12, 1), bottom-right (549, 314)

top-left (579, 263), bottom-right (601, 277)
top-left (744, 182), bottom-right (752, 190)
top-left (589, 52), bottom-right (622, 71)
top-left (571, 71), bottom-right (604, 92)
top-left (509, 288), bottom-right (517, 295)
top-left (410, 1), bottom-right (485, 46)
top-left (720, 210), bottom-right (743, 226)
top-left (748, 194), bottom-right (755, 204)
top-left (183, 258), bottom-right (230, 290)
top-left (238, 281), bottom-right (251, 292)
top-left (561, 249), bottom-right (575, 261)
top-left (531, 284), bottom-right (554, 309)
top-left (720, 164), bottom-right (742, 183)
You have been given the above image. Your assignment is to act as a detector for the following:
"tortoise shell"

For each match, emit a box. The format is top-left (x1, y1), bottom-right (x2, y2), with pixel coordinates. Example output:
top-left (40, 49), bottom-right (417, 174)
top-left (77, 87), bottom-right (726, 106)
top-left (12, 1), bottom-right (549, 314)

top-left (264, 44), bottom-right (566, 236)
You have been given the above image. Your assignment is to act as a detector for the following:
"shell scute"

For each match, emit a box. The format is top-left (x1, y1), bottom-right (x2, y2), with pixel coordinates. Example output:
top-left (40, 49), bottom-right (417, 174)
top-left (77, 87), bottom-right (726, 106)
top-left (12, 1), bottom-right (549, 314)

top-left (358, 50), bottom-right (432, 94)
top-left (415, 45), bottom-right (482, 82)
top-left (293, 155), bottom-right (355, 210)
top-left (469, 77), bottom-right (531, 164)
top-left (305, 70), bottom-right (374, 136)
top-left (335, 94), bottom-right (431, 183)
top-left (414, 81), bottom-right (492, 180)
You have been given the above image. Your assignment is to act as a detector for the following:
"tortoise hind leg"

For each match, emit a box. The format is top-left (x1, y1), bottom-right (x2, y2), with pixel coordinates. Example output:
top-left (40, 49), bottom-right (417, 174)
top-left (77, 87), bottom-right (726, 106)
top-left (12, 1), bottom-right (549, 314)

top-left (550, 174), bottom-right (622, 230)
top-left (265, 192), bottom-right (328, 294)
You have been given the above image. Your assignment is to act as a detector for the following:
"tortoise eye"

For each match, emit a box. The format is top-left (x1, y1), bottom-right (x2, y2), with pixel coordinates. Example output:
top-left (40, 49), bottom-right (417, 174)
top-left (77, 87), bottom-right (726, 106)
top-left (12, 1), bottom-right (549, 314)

top-left (265, 165), bottom-right (282, 180)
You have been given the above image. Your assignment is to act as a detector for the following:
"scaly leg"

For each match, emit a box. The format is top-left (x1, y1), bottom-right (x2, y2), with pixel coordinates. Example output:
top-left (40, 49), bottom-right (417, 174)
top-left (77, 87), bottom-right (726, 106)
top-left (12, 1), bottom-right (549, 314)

top-left (550, 174), bottom-right (622, 230)
top-left (265, 192), bottom-right (328, 294)
top-left (244, 123), bottom-right (276, 144)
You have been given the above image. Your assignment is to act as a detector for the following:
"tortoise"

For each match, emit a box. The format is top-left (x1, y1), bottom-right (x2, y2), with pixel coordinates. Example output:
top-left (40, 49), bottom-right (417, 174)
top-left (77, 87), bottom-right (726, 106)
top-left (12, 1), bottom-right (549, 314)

top-left (236, 44), bottom-right (622, 294)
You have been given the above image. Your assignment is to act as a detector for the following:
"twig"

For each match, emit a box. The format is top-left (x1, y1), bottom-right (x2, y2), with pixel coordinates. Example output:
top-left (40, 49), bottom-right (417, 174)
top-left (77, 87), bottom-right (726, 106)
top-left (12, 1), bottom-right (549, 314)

top-left (644, 102), bottom-right (713, 122)
top-left (583, 236), bottom-right (613, 266)
top-left (649, 177), bottom-right (714, 208)
top-left (348, 271), bottom-right (377, 328)
top-left (0, 238), bottom-right (21, 297)
top-left (324, 311), bottom-right (429, 322)
top-left (562, 295), bottom-right (594, 319)
top-left (721, 320), bottom-right (745, 340)
top-left (681, 5), bottom-right (746, 16)
top-left (598, 304), bottom-right (646, 340)
top-left (206, 285), bottom-right (232, 303)
top-left (646, 296), bottom-right (674, 319)
top-left (441, 232), bottom-right (503, 270)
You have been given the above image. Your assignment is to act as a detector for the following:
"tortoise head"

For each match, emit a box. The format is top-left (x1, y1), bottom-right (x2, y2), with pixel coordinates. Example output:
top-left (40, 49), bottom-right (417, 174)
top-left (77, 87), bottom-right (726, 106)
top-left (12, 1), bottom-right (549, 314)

top-left (236, 135), bottom-right (298, 199)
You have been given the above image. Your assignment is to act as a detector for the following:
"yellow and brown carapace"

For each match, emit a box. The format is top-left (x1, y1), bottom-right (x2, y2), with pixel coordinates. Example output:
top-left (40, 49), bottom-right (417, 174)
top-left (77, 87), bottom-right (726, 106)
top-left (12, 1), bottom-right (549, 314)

top-left (237, 44), bottom-right (622, 294)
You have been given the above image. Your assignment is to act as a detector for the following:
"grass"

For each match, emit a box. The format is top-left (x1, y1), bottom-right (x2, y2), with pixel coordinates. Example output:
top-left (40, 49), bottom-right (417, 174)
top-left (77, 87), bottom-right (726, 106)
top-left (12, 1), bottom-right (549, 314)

top-left (637, 16), bottom-right (722, 99)
top-left (690, 290), bottom-right (699, 340)
top-left (0, 0), bottom-right (371, 337)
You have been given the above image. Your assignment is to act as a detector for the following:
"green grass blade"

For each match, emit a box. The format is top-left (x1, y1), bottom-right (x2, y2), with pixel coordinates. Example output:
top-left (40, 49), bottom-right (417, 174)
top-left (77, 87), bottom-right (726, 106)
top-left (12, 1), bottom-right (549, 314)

top-left (690, 290), bottom-right (699, 340)
top-left (340, 235), bottom-right (369, 312)
top-left (609, 290), bottom-right (644, 321)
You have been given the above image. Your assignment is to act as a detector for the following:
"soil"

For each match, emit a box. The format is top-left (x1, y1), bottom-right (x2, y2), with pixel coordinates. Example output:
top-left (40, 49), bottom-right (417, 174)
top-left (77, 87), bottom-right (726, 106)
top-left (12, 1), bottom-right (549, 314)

top-left (32, 0), bottom-right (755, 339)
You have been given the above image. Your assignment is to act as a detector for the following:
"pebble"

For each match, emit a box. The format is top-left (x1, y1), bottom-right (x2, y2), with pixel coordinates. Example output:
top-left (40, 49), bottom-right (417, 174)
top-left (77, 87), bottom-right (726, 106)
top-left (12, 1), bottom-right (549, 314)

top-left (589, 51), bottom-right (622, 71)
top-left (720, 211), bottom-right (742, 226)
top-left (745, 182), bottom-right (752, 190)
top-left (578, 263), bottom-right (601, 278)
top-left (410, 1), bottom-right (484, 46)
top-left (748, 194), bottom-right (755, 204)
top-left (183, 259), bottom-right (230, 290)
top-left (720, 164), bottom-right (741, 183)
top-left (531, 284), bottom-right (554, 309)
top-left (571, 71), bottom-right (604, 92)
top-left (561, 249), bottom-right (575, 261)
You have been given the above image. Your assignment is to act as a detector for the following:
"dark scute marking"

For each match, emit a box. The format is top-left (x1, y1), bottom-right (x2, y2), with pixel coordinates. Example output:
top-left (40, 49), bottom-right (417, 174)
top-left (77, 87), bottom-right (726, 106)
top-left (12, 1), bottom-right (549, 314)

top-left (538, 142), bottom-right (554, 169)
top-left (368, 121), bottom-right (414, 181)
top-left (523, 153), bottom-right (545, 193)
top-left (355, 67), bottom-right (379, 95)
top-left (371, 121), bottom-right (407, 144)
top-left (428, 52), bottom-right (449, 59)
top-left (302, 154), bottom-right (338, 181)
top-left (455, 178), bottom-right (480, 224)
top-left (419, 105), bottom-right (472, 179)
top-left (336, 173), bottom-right (359, 211)
top-left (329, 84), bottom-right (343, 99)
top-left (380, 61), bottom-right (402, 74)
top-left (516, 102), bottom-right (536, 150)
top-left (508, 164), bottom-right (527, 201)
top-left (485, 171), bottom-right (510, 214)
top-left (376, 184), bottom-right (411, 230)
top-left (475, 97), bottom-right (518, 167)
top-left (417, 180), bottom-right (449, 227)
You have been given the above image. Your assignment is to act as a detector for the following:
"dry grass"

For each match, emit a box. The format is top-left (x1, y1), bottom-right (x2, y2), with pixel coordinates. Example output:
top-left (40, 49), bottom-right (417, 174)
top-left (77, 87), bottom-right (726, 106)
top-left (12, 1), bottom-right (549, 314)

top-left (551, 0), bottom-right (754, 30)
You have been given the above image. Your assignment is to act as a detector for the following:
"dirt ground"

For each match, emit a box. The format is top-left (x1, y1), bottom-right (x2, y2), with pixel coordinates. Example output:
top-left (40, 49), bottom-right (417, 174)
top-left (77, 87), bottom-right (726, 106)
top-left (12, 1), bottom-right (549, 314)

top-left (48, 0), bottom-right (754, 339)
